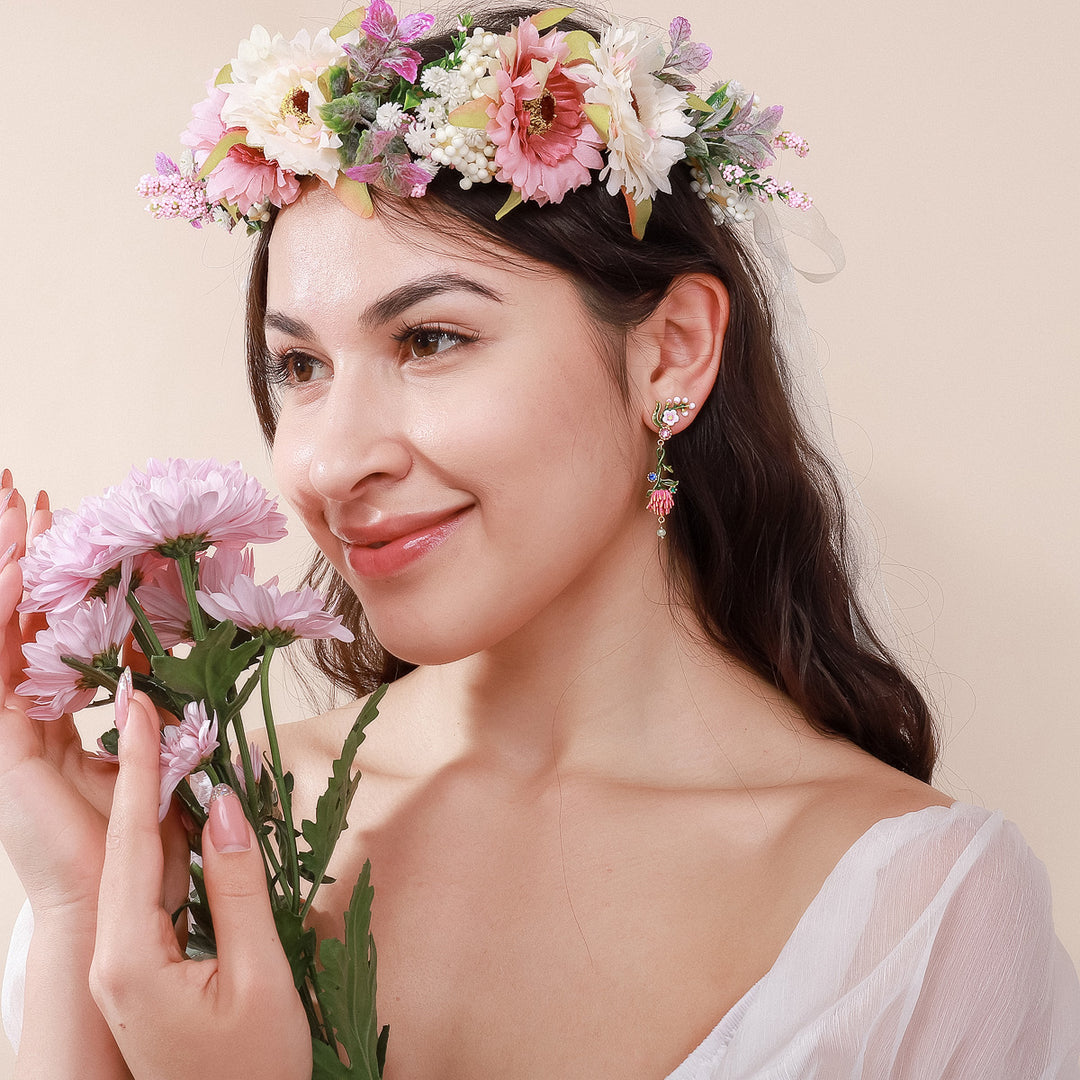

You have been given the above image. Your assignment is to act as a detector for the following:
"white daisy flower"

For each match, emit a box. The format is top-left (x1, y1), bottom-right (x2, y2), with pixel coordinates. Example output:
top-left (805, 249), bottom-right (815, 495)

top-left (583, 22), bottom-right (694, 203)
top-left (220, 25), bottom-right (348, 185)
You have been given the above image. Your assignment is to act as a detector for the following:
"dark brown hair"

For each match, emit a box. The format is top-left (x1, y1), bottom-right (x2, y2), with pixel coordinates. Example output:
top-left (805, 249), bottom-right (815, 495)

top-left (245, 7), bottom-right (937, 781)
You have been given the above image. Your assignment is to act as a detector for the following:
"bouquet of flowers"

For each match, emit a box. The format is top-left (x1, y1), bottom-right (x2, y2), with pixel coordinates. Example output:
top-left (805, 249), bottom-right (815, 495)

top-left (17, 457), bottom-right (387, 1078)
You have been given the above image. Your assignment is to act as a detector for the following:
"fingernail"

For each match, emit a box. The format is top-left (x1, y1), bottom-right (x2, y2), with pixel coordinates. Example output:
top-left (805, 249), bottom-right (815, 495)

top-left (0, 543), bottom-right (16, 570)
top-left (33, 491), bottom-right (48, 514)
top-left (208, 785), bottom-right (251, 853)
top-left (1, 469), bottom-right (11, 489)
top-left (0, 489), bottom-right (13, 516)
top-left (114, 668), bottom-right (133, 734)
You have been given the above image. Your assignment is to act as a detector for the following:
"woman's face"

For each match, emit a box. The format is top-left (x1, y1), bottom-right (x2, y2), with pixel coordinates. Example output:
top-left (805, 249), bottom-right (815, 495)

top-left (266, 185), bottom-right (655, 664)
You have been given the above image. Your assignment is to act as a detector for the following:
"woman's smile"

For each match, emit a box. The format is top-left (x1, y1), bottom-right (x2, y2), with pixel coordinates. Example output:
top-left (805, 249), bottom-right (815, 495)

top-left (337, 505), bottom-right (473, 579)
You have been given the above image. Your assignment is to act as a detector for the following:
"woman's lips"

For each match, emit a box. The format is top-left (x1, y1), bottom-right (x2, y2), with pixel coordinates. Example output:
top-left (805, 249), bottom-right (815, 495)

top-left (342, 508), bottom-right (470, 579)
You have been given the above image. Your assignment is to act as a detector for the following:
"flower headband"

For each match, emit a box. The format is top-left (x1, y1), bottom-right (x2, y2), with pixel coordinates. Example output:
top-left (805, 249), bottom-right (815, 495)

top-left (138, 2), bottom-right (812, 239)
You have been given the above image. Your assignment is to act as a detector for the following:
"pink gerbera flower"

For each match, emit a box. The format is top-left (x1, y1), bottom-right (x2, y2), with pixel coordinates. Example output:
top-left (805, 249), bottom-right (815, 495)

top-left (17, 586), bottom-right (136, 720)
top-left (182, 81), bottom-right (301, 214)
top-left (91, 458), bottom-right (288, 560)
top-left (488, 20), bottom-right (604, 205)
top-left (197, 572), bottom-right (352, 647)
top-left (159, 701), bottom-right (219, 821)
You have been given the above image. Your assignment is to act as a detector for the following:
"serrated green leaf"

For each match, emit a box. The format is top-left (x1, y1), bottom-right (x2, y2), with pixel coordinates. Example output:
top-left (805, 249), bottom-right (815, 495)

top-left (273, 906), bottom-right (318, 991)
top-left (312, 1038), bottom-right (351, 1078)
top-left (150, 620), bottom-right (262, 715)
top-left (298, 686), bottom-right (387, 899)
top-left (313, 860), bottom-right (386, 1078)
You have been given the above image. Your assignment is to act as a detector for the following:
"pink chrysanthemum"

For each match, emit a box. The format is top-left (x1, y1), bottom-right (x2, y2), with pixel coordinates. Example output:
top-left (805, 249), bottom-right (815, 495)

top-left (19, 499), bottom-right (127, 614)
top-left (646, 488), bottom-right (675, 518)
top-left (487, 20), bottom-right (604, 205)
top-left (136, 546), bottom-right (256, 649)
top-left (197, 573), bottom-right (352, 647)
top-left (17, 587), bottom-right (136, 721)
top-left (90, 458), bottom-right (288, 560)
top-left (159, 701), bottom-right (219, 821)
top-left (182, 81), bottom-right (301, 214)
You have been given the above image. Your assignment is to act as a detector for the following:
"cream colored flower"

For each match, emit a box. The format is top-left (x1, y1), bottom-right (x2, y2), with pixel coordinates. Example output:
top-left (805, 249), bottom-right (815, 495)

top-left (584, 22), bottom-right (694, 203)
top-left (220, 25), bottom-right (350, 185)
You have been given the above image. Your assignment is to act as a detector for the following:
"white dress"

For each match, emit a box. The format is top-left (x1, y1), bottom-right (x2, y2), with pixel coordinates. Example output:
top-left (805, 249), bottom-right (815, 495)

top-left (5, 803), bottom-right (1079, 1077)
top-left (664, 803), bottom-right (1080, 1078)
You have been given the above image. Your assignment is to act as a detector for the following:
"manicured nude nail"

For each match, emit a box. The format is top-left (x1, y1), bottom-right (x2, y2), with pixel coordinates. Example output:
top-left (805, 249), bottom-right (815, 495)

top-left (33, 491), bottom-right (48, 513)
top-left (208, 785), bottom-right (251, 853)
top-left (1, 469), bottom-right (11, 489)
top-left (0, 544), bottom-right (15, 570)
top-left (114, 668), bottom-right (133, 734)
top-left (0, 489), bottom-right (13, 516)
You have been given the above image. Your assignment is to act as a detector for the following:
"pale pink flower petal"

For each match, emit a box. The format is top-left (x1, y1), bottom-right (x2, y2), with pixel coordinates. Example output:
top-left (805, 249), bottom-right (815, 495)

top-left (19, 499), bottom-right (127, 613)
top-left (197, 573), bottom-right (352, 645)
top-left (135, 546), bottom-right (256, 649)
top-left (17, 586), bottom-right (136, 721)
top-left (91, 458), bottom-right (288, 560)
top-left (159, 701), bottom-right (219, 821)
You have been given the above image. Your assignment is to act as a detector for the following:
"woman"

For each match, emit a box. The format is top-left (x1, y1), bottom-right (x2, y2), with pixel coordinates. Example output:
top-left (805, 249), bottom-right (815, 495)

top-left (1, 4), bottom-right (1078, 1078)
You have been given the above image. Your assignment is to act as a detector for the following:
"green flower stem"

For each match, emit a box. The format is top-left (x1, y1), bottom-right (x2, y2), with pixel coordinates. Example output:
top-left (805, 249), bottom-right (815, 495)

top-left (260, 646), bottom-right (301, 914)
top-left (230, 711), bottom-right (260, 818)
top-left (124, 590), bottom-right (165, 657)
top-left (176, 554), bottom-right (206, 641)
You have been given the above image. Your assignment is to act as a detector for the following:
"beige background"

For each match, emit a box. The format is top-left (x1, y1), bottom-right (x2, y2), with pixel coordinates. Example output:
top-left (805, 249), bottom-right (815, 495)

top-left (1, 0), bottom-right (1076, 1070)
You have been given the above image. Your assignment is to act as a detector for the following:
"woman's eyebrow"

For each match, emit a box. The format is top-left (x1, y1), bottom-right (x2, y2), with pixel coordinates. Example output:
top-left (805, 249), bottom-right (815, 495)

top-left (358, 273), bottom-right (505, 329)
top-left (264, 274), bottom-right (506, 340)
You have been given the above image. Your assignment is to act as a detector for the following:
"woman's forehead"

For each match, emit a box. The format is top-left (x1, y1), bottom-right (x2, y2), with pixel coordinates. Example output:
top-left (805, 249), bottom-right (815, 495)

top-left (266, 185), bottom-right (558, 308)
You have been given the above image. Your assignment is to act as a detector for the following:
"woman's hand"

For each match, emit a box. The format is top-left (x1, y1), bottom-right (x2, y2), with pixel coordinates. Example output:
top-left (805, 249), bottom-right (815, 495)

top-left (91, 686), bottom-right (312, 1080)
top-left (0, 478), bottom-right (118, 916)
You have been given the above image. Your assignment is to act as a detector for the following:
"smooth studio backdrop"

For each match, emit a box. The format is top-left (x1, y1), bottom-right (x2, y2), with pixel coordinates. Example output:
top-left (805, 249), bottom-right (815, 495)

top-left (1, 0), bottom-right (1077, 1072)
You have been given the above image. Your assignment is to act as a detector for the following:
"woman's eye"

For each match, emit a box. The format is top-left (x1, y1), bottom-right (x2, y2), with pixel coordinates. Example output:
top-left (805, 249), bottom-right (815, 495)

top-left (402, 327), bottom-right (468, 359)
top-left (268, 350), bottom-right (326, 386)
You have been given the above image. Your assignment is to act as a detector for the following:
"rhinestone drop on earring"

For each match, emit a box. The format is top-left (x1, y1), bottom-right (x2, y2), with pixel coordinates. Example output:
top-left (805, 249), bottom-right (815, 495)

top-left (646, 397), bottom-right (695, 538)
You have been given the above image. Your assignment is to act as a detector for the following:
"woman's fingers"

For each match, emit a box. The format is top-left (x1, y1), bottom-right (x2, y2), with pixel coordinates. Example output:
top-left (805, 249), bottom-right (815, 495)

top-left (202, 786), bottom-right (292, 993)
top-left (97, 681), bottom-right (170, 933)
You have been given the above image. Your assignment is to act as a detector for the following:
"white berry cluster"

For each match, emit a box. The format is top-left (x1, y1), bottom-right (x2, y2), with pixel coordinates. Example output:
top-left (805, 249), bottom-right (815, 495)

top-left (405, 27), bottom-right (503, 189)
top-left (689, 164), bottom-right (757, 225)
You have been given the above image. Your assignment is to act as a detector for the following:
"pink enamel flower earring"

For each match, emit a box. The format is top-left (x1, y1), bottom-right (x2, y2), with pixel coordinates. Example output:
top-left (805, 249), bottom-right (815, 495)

top-left (646, 397), bottom-right (695, 538)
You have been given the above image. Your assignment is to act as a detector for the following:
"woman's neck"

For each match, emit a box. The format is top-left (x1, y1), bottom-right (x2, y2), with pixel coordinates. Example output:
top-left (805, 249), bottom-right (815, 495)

top-left (399, 541), bottom-right (803, 788)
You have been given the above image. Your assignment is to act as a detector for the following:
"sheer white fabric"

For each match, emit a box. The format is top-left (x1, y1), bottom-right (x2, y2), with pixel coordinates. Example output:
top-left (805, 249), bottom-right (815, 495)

top-left (665, 803), bottom-right (1080, 1079)
top-left (4, 804), bottom-right (1078, 1076)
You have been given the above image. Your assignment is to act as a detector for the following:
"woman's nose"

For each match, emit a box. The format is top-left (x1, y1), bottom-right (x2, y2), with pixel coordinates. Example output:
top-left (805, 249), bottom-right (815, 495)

top-left (306, 382), bottom-right (413, 503)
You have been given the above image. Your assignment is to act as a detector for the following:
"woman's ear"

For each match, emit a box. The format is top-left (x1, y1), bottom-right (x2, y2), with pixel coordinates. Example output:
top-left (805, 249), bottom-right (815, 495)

top-left (627, 273), bottom-right (729, 429)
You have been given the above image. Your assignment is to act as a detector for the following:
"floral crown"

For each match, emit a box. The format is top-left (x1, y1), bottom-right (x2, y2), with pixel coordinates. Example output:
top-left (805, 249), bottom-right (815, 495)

top-left (138, 3), bottom-right (812, 239)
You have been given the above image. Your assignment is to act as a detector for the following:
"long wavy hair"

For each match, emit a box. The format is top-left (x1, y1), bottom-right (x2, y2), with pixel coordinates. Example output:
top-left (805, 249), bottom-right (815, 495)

top-left (244, 7), bottom-right (937, 781)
